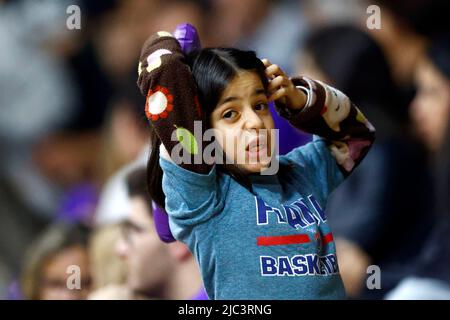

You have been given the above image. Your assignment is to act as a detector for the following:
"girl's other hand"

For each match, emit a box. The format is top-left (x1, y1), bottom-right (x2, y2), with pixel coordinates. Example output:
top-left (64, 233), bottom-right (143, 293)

top-left (262, 58), bottom-right (307, 110)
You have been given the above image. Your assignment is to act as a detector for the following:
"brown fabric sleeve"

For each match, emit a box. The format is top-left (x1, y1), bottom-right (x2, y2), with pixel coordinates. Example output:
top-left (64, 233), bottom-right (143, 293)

top-left (137, 32), bottom-right (212, 174)
top-left (276, 76), bottom-right (376, 175)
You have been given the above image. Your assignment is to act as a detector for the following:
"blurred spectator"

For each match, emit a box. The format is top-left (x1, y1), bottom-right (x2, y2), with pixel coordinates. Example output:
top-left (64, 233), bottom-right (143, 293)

top-left (32, 132), bottom-right (103, 188)
top-left (94, 82), bottom-right (150, 225)
top-left (92, 0), bottom-right (205, 84)
top-left (96, 88), bottom-right (147, 186)
top-left (302, 0), bottom-right (366, 29)
top-left (410, 37), bottom-right (450, 155)
top-left (375, 0), bottom-right (450, 38)
top-left (206, 0), bottom-right (271, 46)
top-left (90, 168), bottom-right (205, 299)
top-left (95, 145), bottom-right (149, 226)
top-left (371, 0), bottom-right (450, 87)
top-left (386, 35), bottom-right (450, 299)
top-left (299, 24), bottom-right (434, 298)
top-left (21, 223), bottom-right (92, 300)
top-left (89, 224), bottom-right (127, 292)
top-left (30, 0), bottom-right (116, 188)
top-left (207, 0), bottom-right (305, 73)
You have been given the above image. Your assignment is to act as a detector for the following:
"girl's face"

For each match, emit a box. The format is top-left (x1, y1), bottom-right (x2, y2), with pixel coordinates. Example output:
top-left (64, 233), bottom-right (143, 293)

top-left (410, 58), bottom-right (450, 152)
top-left (210, 71), bottom-right (275, 174)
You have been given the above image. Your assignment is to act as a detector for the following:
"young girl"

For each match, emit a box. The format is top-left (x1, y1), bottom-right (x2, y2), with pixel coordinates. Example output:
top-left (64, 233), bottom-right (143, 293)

top-left (137, 31), bottom-right (375, 299)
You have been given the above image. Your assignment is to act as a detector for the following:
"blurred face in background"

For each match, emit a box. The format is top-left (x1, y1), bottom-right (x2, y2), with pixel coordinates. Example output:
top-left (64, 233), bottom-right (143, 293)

top-left (116, 197), bottom-right (173, 296)
top-left (39, 245), bottom-right (92, 300)
top-left (410, 58), bottom-right (450, 152)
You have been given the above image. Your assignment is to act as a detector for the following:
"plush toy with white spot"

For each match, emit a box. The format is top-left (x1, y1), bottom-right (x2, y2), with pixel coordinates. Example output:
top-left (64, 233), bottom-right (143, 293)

top-left (137, 24), bottom-right (209, 174)
top-left (137, 24), bottom-right (204, 243)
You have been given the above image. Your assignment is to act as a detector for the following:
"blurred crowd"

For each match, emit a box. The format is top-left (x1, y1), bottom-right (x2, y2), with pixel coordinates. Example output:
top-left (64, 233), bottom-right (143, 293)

top-left (0, 0), bottom-right (449, 300)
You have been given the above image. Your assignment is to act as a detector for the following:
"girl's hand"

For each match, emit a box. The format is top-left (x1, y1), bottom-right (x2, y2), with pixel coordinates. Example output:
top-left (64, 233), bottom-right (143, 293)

top-left (262, 59), bottom-right (307, 110)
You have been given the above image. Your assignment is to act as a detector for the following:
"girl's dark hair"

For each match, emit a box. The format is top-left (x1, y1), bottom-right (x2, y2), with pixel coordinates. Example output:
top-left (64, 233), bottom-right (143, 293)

top-left (147, 48), bottom-right (268, 208)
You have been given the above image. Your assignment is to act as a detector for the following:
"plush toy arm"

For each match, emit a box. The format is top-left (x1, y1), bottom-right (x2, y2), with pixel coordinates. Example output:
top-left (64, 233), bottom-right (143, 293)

top-left (141, 24), bottom-right (204, 243)
top-left (137, 31), bottom-right (212, 174)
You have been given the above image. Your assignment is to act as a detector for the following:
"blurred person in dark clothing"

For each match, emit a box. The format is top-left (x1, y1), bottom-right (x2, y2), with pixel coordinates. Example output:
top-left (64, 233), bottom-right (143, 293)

top-left (386, 35), bottom-right (450, 299)
top-left (21, 223), bottom-right (92, 300)
top-left (96, 85), bottom-right (147, 186)
top-left (298, 24), bottom-right (434, 298)
top-left (372, 0), bottom-right (450, 87)
top-left (409, 37), bottom-right (450, 155)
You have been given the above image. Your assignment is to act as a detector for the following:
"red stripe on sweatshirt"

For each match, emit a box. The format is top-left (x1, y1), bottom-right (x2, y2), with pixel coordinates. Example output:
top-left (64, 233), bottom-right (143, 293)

top-left (257, 234), bottom-right (311, 246)
top-left (322, 233), bottom-right (334, 245)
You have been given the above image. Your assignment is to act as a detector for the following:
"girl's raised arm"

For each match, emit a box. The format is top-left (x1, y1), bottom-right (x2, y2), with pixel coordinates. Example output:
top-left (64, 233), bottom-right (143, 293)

top-left (279, 76), bottom-right (376, 175)
top-left (137, 32), bottom-right (212, 174)
top-left (262, 59), bottom-right (375, 175)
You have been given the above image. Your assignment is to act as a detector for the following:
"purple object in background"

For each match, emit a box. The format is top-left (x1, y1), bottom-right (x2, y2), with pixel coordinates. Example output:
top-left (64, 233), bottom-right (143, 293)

top-left (173, 23), bottom-right (201, 54)
top-left (152, 202), bottom-right (176, 243)
top-left (269, 101), bottom-right (311, 154)
top-left (7, 280), bottom-right (23, 300)
top-left (56, 183), bottom-right (98, 225)
top-left (191, 286), bottom-right (209, 300)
